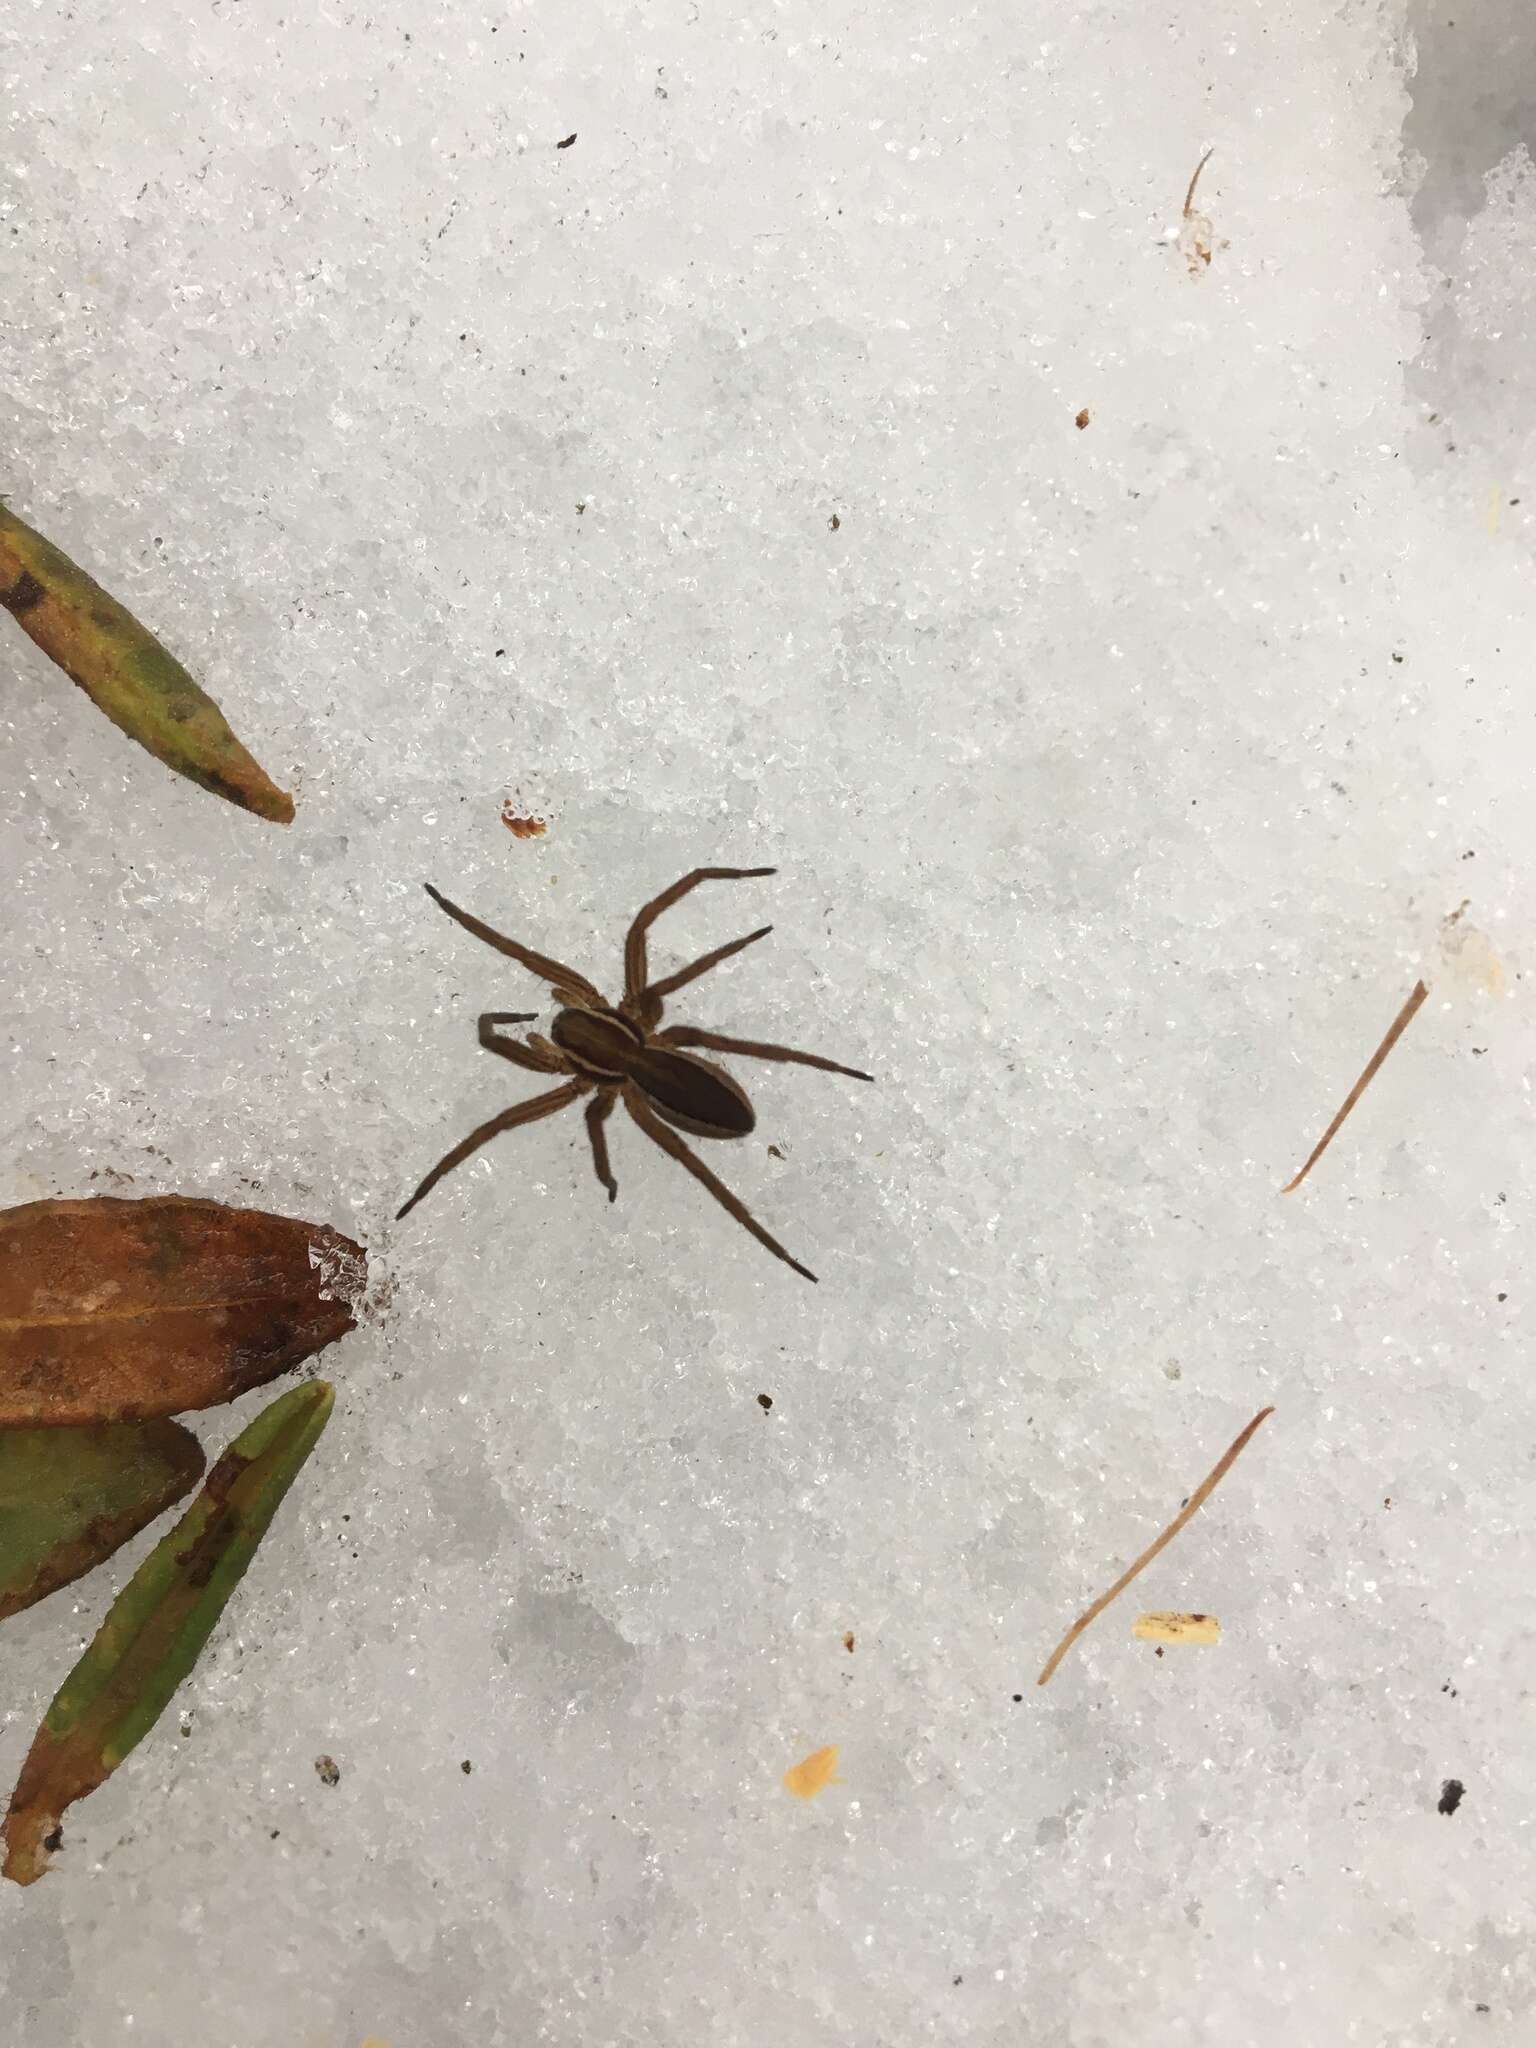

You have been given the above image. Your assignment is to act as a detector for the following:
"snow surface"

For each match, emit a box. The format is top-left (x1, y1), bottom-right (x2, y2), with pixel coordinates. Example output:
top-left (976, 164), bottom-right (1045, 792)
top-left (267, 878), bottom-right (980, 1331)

top-left (3, 0), bottom-right (1534, 2040)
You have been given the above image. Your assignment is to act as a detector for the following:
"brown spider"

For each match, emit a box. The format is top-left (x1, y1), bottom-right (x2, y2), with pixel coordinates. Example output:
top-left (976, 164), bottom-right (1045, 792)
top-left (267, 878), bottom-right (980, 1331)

top-left (396, 866), bottom-right (872, 1281)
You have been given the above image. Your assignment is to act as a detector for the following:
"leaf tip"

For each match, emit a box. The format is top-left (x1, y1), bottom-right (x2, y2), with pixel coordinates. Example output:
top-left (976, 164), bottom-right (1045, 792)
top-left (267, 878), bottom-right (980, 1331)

top-left (200, 756), bottom-right (295, 825)
top-left (257, 785), bottom-right (296, 826)
top-left (303, 1378), bottom-right (337, 1424)
top-left (3, 1797), bottom-right (63, 1888)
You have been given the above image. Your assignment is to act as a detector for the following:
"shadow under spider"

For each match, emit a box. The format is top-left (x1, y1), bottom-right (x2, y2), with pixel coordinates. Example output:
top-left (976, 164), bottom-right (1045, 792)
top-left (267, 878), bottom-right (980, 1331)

top-left (396, 866), bottom-right (873, 1281)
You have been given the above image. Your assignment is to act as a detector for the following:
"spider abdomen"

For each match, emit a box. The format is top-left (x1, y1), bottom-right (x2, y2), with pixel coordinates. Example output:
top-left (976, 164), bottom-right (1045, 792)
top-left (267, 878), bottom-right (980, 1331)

top-left (631, 1046), bottom-right (755, 1141)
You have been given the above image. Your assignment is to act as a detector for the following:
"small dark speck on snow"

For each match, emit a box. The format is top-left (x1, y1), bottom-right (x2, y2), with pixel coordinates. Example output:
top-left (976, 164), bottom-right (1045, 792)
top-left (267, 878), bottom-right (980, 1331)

top-left (1438, 1778), bottom-right (1465, 1816)
top-left (557, 133), bottom-right (577, 149)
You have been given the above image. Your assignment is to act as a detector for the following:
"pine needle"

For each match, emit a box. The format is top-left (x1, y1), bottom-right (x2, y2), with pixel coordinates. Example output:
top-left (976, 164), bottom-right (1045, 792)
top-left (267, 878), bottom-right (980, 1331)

top-left (1281, 979), bottom-right (1429, 1194)
top-left (1037, 1406), bottom-right (1274, 1687)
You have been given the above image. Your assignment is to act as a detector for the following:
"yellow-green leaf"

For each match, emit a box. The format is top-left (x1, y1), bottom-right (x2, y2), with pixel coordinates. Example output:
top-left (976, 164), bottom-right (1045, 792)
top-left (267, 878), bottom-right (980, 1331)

top-left (0, 1421), bottom-right (205, 1624)
top-left (0, 501), bottom-right (293, 823)
top-left (2, 1382), bottom-right (334, 1886)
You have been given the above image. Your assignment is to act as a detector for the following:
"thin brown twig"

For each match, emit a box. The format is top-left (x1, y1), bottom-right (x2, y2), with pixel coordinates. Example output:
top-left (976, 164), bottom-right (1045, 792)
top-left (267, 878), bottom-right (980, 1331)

top-left (1281, 979), bottom-right (1429, 1194)
top-left (1036, 1405), bottom-right (1274, 1687)
top-left (1183, 147), bottom-right (1214, 219)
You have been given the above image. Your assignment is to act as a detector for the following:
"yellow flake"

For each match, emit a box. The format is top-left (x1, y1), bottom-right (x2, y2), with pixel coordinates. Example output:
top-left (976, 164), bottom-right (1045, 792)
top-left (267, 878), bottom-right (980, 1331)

top-left (1440, 904), bottom-right (1506, 997)
top-left (783, 1745), bottom-right (843, 1799)
top-left (1133, 1612), bottom-right (1220, 1645)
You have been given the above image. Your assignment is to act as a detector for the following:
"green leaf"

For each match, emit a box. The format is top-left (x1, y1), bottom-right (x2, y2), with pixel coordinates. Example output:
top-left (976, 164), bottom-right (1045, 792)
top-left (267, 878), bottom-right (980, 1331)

top-left (0, 501), bottom-right (293, 823)
top-left (2, 1381), bottom-right (334, 1886)
top-left (0, 1421), bottom-right (205, 1624)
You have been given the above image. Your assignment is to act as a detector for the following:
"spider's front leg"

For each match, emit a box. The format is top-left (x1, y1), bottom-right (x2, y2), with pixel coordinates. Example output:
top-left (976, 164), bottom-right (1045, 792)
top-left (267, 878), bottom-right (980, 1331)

top-left (624, 926), bottom-right (774, 1030)
top-left (655, 1024), bottom-right (872, 1082)
top-left (621, 866), bottom-right (776, 1019)
top-left (424, 883), bottom-right (607, 1009)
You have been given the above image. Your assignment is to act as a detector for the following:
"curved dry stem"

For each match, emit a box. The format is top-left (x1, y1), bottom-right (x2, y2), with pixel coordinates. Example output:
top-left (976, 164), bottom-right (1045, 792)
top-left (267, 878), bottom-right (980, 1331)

top-left (1183, 146), bottom-right (1214, 218)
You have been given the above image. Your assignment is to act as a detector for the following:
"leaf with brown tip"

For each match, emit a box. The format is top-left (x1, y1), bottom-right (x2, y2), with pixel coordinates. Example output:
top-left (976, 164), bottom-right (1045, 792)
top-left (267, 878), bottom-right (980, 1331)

top-left (0, 501), bottom-right (293, 823)
top-left (0, 1196), bottom-right (364, 1428)
top-left (0, 1420), bottom-right (205, 1623)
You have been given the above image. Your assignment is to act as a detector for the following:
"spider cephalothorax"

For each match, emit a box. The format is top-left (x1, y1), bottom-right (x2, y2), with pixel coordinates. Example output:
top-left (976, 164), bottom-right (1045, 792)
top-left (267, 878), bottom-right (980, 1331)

top-left (396, 866), bottom-right (871, 1281)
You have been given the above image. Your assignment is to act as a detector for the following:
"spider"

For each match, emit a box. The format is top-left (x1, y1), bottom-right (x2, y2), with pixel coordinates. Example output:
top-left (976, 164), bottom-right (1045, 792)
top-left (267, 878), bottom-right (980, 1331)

top-left (396, 866), bottom-right (873, 1281)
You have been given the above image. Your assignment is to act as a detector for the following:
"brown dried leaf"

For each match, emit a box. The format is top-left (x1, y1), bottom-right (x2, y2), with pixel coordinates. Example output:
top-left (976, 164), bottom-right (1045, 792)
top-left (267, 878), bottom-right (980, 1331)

top-left (0, 1197), bottom-right (364, 1428)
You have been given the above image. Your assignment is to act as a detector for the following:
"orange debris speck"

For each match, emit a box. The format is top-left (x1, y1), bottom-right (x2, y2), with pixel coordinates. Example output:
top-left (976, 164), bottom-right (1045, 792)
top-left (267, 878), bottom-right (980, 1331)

top-left (1075, 408), bottom-right (1090, 430)
top-left (500, 802), bottom-right (547, 839)
top-left (783, 1745), bottom-right (842, 1800)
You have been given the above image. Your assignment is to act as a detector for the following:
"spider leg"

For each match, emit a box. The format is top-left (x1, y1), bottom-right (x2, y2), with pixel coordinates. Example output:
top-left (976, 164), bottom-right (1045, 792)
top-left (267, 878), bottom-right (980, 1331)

top-left (424, 884), bottom-right (606, 1008)
top-left (656, 1025), bottom-right (873, 1083)
top-left (396, 1080), bottom-right (585, 1220)
top-left (585, 1090), bottom-right (619, 1201)
top-left (628, 925), bottom-right (773, 1027)
top-left (478, 1014), bottom-right (569, 1074)
top-left (622, 1086), bottom-right (817, 1283)
top-left (622, 867), bottom-right (776, 1009)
